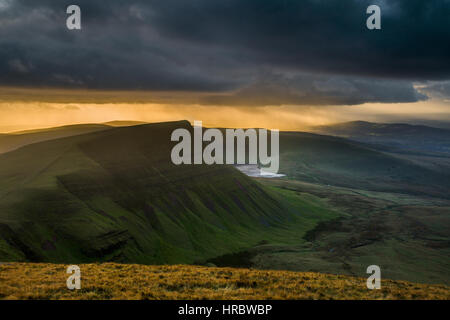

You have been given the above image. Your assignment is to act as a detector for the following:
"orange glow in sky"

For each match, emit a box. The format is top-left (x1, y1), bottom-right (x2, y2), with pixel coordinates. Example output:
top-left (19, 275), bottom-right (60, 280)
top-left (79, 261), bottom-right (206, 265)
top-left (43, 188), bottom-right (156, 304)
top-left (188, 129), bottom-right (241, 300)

top-left (0, 87), bottom-right (448, 132)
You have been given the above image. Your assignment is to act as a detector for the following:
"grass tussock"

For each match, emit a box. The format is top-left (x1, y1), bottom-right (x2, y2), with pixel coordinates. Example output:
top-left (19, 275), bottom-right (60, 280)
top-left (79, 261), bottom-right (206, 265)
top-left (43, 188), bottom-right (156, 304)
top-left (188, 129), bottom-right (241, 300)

top-left (0, 263), bottom-right (449, 300)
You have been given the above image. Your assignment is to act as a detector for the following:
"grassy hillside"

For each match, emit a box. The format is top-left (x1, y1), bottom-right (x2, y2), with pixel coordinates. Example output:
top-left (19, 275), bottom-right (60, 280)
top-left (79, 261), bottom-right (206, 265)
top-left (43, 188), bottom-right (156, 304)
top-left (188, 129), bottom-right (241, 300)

top-left (0, 121), bottom-right (338, 264)
top-left (278, 131), bottom-right (450, 198)
top-left (214, 180), bottom-right (450, 285)
top-left (0, 124), bottom-right (110, 154)
top-left (1, 263), bottom-right (448, 300)
top-left (0, 120), bottom-right (448, 287)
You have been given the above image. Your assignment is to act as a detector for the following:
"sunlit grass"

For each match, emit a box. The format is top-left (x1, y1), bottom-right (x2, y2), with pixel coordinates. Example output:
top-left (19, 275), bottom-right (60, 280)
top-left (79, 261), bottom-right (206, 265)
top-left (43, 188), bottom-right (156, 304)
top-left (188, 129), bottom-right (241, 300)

top-left (0, 263), bottom-right (448, 300)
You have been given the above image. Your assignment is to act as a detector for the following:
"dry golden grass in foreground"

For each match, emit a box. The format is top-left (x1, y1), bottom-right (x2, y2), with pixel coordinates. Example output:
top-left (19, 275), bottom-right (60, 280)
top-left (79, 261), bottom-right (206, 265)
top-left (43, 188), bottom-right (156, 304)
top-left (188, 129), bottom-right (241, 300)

top-left (0, 263), bottom-right (449, 300)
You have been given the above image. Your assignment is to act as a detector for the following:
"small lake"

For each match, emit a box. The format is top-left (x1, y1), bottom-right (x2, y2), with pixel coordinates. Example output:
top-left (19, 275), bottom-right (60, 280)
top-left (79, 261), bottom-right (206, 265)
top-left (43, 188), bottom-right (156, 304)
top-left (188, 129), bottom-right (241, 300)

top-left (234, 165), bottom-right (286, 178)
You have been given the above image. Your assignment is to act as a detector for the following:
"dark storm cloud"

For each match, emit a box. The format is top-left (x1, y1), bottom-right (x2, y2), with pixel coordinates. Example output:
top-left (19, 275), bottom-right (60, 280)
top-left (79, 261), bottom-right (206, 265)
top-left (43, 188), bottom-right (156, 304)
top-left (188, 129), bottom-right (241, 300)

top-left (0, 0), bottom-right (449, 105)
top-left (0, 0), bottom-right (240, 91)
top-left (200, 72), bottom-right (428, 106)
top-left (420, 81), bottom-right (450, 99)
top-left (149, 0), bottom-right (450, 80)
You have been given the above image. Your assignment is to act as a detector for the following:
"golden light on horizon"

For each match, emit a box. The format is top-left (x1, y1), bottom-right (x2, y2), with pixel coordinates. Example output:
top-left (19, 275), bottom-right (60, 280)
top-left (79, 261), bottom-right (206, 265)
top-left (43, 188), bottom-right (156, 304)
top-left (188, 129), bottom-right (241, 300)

top-left (0, 87), bottom-right (449, 133)
top-left (0, 101), bottom-right (337, 132)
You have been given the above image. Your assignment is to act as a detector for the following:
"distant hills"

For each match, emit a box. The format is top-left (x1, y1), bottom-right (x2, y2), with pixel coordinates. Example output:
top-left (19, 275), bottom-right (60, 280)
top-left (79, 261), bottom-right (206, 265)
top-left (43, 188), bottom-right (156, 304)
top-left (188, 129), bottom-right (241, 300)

top-left (311, 121), bottom-right (450, 155)
top-left (0, 121), bottom-right (148, 155)
top-left (0, 124), bottom-right (110, 154)
top-left (278, 130), bottom-right (450, 198)
top-left (103, 120), bottom-right (149, 127)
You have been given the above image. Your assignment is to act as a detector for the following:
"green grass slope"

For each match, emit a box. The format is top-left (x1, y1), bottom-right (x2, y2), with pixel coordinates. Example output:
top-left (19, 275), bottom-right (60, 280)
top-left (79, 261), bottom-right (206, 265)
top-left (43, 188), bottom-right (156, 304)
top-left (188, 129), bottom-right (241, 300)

top-left (0, 121), bottom-right (335, 264)
top-left (250, 180), bottom-right (450, 285)
top-left (279, 131), bottom-right (450, 198)
top-left (0, 124), bottom-right (111, 154)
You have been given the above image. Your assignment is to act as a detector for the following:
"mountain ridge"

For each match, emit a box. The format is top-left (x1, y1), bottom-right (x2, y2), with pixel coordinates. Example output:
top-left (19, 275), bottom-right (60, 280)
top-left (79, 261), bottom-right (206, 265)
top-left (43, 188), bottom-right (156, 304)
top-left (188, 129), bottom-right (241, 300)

top-left (0, 121), bottom-right (311, 264)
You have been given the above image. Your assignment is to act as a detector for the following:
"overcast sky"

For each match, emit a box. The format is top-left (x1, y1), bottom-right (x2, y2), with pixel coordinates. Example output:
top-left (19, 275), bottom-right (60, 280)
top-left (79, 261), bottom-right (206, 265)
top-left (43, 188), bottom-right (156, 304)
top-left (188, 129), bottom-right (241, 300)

top-left (0, 0), bottom-right (449, 130)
